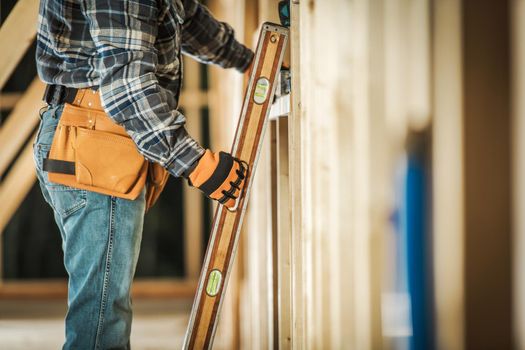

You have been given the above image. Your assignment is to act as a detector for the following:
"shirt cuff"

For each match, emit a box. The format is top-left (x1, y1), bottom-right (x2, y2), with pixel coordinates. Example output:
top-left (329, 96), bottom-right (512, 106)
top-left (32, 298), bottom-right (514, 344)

top-left (164, 132), bottom-right (206, 178)
top-left (234, 45), bottom-right (255, 73)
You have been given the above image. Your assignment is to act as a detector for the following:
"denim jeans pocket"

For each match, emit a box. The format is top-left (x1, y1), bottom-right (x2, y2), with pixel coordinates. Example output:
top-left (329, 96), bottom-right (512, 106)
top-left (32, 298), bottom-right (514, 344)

top-left (47, 184), bottom-right (87, 218)
top-left (35, 141), bottom-right (87, 218)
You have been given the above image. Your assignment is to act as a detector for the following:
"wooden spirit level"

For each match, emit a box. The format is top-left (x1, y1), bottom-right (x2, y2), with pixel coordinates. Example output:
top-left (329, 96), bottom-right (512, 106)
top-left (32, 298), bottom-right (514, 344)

top-left (183, 22), bottom-right (289, 349)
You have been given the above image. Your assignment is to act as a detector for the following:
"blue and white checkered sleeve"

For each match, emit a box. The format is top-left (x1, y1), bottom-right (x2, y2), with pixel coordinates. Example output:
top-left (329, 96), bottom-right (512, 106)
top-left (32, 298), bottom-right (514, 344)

top-left (82, 0), bottom-right (205, 178)
top-left (180, 0), bottom-right (254, 72)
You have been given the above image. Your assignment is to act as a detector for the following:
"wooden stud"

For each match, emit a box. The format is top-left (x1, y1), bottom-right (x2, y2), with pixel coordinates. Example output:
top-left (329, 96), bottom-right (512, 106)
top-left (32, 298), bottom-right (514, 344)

top-left (276, 116), bottom-right (292, 349)
top-left (512, 0), bottom-right (525, 347)
top-left (0, 79), bottom-right (45, 176)
top-left (463, 1), bottom-right (512, 347)
top-left (288, 1), bottom-right (306, 347)
top-left (0, 138), bottom-right (37, 235)
top-left (365, 0), bottom-right (387, 347)
top-left (244, 130), bottom-right (273, 349)
top-left (0, 92), bottom-right (23, 110)
top-left (0, 0), bottom-right (39, 89)
top-left (406, 0), bottom-right (431, 131)
top-left (257, 0), bottom-right (281, 28)
top-left (432, 0), bottom-right (465, 349)
top-left (179, 91), bottom-right (208, 111)
top-left (270, 120), bottom-right (279, 350)
top-left (182, 56), bottom-right (204, 281)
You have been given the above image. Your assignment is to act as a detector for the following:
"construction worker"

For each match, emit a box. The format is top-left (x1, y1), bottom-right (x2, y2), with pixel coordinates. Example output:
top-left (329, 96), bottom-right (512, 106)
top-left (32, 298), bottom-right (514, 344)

top-left (33, 0), bottom-right (252, 348)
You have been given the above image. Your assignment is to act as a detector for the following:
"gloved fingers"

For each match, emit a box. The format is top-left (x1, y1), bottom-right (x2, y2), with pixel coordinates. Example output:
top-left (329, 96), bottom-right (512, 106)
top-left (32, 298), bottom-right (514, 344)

top-left (210, 160), bottom-right (247, 206)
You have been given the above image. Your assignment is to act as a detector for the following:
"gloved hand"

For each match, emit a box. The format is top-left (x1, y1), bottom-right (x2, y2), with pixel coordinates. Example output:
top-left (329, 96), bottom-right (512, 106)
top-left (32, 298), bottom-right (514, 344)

top-left (188, 150), bottom-right (247, 209)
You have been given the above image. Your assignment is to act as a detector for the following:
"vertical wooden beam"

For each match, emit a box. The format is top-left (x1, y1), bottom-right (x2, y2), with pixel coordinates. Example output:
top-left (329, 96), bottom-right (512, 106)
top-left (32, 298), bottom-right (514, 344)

top-left (432, 0), bottom-right (465, 349)
top-left (0, 0), bottom-right (39, 89)
top-left (257, 0), bottom-right (280, 27)
top-left (366, 0), bottom-right (387, 348)
top-left (288, 1), bottom-right (307, 348)
top-left (462, 0), bottom-right (512, 348)
top-left (293, 0), bottom-right (382, 348)
top-left (407, 0), bottom-right (431, 131)
top-left (276, 117), bottom-right (292, 349)
top-left (0, 139), bottom-right (37, 236)
top-left (349, 0), bottom-right (373, 348)
top-left (182, 57), bottom-right (204, 281)
top-left (0, 79), bottom-right (45, 176)
top-left (245, 131), bottom-right (273, 350)
top-left (334, 0), bottom-right (358, 345)
top-left (512, 0), bottom-right (525, 348)
top-left (269, 116), bottom-right (292, 349)
top-left (270, 120), bottom-right (279, 349)
top-left (384, 0), bottom-right (409, 142)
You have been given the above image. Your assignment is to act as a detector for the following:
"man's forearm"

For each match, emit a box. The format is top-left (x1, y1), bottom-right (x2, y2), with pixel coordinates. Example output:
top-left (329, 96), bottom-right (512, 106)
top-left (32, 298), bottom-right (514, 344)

top-left (181, 0), bottom-right (254, 71)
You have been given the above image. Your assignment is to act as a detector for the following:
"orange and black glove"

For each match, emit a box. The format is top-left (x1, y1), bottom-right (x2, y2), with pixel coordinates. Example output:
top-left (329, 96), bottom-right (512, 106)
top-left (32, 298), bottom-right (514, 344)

top-left (187, 150), bottom-right (248, 209)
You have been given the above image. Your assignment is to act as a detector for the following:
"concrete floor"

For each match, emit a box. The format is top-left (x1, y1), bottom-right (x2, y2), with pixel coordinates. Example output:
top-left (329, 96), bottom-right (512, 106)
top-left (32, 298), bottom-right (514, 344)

top-left (0, 299), bottom-right (192, 349)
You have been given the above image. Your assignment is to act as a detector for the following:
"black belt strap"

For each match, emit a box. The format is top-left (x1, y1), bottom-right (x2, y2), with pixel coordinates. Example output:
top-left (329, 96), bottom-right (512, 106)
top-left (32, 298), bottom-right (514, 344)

top-left (43, 84), bottom-right (80, 106)
top-left (43, 158), bottom-right (76, 175)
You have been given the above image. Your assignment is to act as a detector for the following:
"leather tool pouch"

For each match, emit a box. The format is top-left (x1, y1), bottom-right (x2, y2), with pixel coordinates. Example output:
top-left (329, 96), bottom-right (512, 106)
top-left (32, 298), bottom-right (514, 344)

top-left (146, 161), bottom-right (170, 209)
top-left (45, 103), bottom-right (168, 210)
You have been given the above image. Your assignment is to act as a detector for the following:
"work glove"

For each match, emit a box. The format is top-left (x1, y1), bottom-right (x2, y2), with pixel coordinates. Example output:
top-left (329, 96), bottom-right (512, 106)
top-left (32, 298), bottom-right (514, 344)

top-left (188, 150), bottom-right (248, 210)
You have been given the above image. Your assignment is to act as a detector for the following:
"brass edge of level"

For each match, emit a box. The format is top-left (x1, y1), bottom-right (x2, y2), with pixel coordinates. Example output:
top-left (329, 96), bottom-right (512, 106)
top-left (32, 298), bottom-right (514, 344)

top-left (262, 22), bottom-right (289, 35)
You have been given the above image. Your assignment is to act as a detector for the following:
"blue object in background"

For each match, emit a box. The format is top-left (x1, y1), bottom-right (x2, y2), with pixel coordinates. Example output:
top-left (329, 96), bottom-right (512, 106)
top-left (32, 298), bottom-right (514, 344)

top-left (390, 131), bottom-right (434, 350)
top-left (402, 133), bottom-right (434, 350)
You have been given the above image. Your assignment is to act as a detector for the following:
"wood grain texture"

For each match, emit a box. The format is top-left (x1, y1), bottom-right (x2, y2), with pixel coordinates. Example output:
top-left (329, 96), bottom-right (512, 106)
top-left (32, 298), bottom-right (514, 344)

top-left (288, 2), bottom-right (307, 347)
top-left (183, 24), bottom-right (288, 350)
top-left (0, 92), bottom-right (23, 110)
top-left (276, 117), bottom-right (292, 349)
top-left (0, 79), bottom-right (45, 176)
top-left (432, 1), bottom-right (465, 349)
top-left (0, 138), bottom-right (37, 235)
top-left (182, 56), bottom-right (205, 280)
top-left (0, 0), bottom-right (39, 89)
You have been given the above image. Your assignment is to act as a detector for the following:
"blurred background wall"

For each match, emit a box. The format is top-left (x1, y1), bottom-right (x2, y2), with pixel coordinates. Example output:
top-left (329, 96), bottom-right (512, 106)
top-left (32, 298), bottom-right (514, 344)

top-left (1, 0), bottom-right (524, 349)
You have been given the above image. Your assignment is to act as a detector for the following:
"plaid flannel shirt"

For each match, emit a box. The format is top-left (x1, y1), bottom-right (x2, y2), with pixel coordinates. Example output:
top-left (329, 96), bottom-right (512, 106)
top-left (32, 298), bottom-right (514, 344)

top-left (36, 0), bottom-right (253, 177)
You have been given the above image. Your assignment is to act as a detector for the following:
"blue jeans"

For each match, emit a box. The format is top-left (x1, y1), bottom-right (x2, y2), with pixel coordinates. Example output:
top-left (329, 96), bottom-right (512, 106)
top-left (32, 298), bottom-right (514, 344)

top-left (33, 105), bottom-right (146, 349)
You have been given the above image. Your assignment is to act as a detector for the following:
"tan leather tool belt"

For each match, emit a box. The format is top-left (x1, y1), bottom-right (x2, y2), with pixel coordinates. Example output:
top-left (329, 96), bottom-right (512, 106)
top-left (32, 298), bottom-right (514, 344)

top-left (43, 88), bottom-right (169, 211)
